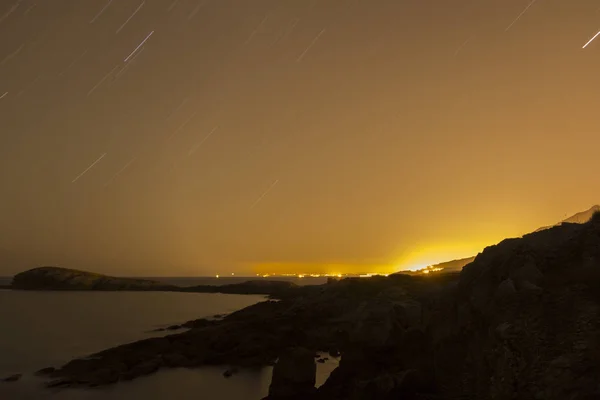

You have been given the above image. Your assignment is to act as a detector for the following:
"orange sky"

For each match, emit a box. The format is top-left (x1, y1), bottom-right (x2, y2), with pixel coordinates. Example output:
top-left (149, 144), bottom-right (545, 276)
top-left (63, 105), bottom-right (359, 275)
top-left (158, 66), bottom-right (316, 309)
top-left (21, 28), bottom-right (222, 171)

top-left (1, 0), bottom-right (599, 276)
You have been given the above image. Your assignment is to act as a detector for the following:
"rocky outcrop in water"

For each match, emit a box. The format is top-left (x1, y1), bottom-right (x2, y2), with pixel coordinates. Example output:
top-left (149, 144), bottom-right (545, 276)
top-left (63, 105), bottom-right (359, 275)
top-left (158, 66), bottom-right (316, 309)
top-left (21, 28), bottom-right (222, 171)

top-left (32, 212), bottom-right (600, 399)
top-left (264, 347), bottom-right (316, 400)
top-left (2, 373), bottom-right (22, 382)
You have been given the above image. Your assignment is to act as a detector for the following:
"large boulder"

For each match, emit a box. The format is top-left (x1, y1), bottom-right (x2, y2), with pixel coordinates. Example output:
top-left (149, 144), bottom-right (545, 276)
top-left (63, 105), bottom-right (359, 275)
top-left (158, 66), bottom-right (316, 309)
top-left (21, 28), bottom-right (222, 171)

top-left (266, 347), bottom-right (316, 400)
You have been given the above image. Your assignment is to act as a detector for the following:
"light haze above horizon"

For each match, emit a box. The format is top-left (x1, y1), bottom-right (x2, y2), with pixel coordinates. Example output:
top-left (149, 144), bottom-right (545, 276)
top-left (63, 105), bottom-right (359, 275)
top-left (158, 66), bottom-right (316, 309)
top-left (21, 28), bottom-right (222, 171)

top-left (1, 0), bottom-right (600, 277)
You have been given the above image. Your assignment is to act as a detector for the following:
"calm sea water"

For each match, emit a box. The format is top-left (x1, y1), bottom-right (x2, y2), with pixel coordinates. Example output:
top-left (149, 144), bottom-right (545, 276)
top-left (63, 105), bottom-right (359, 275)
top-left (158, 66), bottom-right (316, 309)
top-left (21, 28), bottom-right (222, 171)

top-left (0, 276), bottom-right (329, 287)
top-left (0, 287), bottom-right (337, 400)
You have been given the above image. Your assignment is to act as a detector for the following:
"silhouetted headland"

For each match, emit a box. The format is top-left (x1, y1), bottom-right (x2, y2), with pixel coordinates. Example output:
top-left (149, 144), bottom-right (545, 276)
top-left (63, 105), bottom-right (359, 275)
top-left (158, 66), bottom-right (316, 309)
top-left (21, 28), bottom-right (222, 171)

top-left (11, 267), bottom-right (177, 291)
top-left (10, 267), bottom-right (298, 298)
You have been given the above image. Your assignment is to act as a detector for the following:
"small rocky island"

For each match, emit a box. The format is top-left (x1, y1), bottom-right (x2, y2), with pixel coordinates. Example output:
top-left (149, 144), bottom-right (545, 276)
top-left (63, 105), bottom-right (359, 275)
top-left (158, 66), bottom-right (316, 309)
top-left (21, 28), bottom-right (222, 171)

top-left (11, 267), bottom-right (177, 291)
top-left (11, 266), bottom-right (298, 297)
top-left (7, 213), bottom-right (600, 399)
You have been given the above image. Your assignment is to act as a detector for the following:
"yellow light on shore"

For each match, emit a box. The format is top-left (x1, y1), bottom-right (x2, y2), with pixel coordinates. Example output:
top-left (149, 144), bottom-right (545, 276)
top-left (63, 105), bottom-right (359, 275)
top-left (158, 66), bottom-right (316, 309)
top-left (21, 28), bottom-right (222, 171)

top-left (215, 274), bottom-right (219, 278)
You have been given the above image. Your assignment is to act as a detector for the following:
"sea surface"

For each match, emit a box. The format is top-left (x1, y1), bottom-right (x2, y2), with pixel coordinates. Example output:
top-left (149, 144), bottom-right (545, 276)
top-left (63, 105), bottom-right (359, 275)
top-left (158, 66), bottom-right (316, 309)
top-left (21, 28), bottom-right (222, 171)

top-left (0, 276), bottom-right (329, 287)
top-left (0, 282), bottom-right (338, 399)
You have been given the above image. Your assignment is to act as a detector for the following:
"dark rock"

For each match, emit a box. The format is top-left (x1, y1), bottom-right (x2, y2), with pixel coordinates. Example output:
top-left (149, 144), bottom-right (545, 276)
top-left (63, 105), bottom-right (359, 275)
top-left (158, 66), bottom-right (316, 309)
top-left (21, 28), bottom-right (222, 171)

top-left (518, 280), bottom-right (544, 295)
top-left (495, 322), bottom-right (517, 340)
top-left (511, 260), bottom-right (544, 286)
top-left (46, 378), bottom-right (72, 388)
top-left (87, 367), bottom-right (119, 386)
top-left (181, 318), bottom-right (215, 330)
top-left (162, 352), bottom-right (190, 367)
top-left (267, 347), bottom-right (316, 399)
top-left (494, 278), bottom-right (517, 301)
top-left (2, 373), bottom-right (22, 382)
top-left (129, 358), bottom-right (162, 377)
top-left (394, 299), bottom-right (422, 328)
top-left (388, 369), bottom-right (429, 396)
top-left (223, 367), bottom-right (238, 378)
top-left (35, 367), bottom-right (56, 376)
top-left (166, 324), bottom-right (182, 330)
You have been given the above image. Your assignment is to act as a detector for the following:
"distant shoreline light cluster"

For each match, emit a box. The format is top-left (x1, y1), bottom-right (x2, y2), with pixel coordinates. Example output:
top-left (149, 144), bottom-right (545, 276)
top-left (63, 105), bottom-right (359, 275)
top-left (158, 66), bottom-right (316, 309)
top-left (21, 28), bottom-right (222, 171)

top-left (259, 273), bottom-right (392, 279)
top-left (213, 273), bottom-right (392, 279)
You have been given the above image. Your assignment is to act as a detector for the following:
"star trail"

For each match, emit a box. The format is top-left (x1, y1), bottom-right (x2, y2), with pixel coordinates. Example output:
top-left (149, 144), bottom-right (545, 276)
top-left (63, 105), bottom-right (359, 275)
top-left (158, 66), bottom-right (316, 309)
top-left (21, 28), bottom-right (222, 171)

top-left (1, 0), bottom-right (600, 277)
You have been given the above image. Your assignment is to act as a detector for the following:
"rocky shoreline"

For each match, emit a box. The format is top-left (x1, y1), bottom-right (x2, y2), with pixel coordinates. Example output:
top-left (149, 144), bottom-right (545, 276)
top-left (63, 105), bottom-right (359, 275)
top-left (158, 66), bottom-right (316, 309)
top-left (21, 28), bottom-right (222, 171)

top-left (5, 213), bottom-right (600, 399)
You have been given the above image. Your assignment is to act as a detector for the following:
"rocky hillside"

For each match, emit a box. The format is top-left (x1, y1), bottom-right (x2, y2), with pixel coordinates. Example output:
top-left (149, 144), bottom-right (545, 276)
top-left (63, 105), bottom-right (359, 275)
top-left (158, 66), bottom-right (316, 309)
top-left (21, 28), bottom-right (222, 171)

top-left (11, 267), bottom-right (176, 291)
top-left (15, 211), bottom-right (600, 399)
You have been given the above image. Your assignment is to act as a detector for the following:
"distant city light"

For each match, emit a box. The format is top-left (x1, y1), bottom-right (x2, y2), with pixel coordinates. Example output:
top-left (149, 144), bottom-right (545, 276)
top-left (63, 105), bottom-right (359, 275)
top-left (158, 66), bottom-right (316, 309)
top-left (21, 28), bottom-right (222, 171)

top-left (253, 273), bottom-right (394, 279)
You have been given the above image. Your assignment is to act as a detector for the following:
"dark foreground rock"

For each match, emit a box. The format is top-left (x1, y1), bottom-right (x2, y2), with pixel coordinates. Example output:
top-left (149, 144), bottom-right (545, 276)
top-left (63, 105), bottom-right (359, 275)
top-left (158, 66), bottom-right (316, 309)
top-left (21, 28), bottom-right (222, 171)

top-left (36, 212), bottom-right (600, 400)
top-left (35, 367), bottom-right (56, 376)
top-left (264, 347), bottom-right (316, 400)
top-left (2, 373), bottom-right (22, 382)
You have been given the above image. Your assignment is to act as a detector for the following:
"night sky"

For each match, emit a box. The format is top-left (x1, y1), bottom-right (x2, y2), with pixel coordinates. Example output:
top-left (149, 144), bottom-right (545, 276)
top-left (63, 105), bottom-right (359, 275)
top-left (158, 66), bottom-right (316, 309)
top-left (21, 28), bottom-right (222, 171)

top-left (1, 0), bottom-right (600, 276)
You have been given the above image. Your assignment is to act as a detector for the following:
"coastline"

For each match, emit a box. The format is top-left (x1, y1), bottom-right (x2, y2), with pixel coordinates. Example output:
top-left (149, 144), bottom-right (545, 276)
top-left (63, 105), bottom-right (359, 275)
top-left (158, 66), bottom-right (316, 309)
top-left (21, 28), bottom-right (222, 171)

top-left (4, 214), bottom-right (600, 399)
top-left (0, 289), bottom-right (275, 399)
top-left (6, 268), bottom-right (330, 299)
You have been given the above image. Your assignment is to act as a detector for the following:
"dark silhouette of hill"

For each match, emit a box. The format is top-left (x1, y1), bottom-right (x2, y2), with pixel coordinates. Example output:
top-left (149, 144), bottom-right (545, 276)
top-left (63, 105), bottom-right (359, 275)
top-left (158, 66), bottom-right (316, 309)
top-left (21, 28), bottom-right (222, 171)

top-left (10, 266), bottom-right (298, 297)
top-left (11, 266), bottom-right (178, 291)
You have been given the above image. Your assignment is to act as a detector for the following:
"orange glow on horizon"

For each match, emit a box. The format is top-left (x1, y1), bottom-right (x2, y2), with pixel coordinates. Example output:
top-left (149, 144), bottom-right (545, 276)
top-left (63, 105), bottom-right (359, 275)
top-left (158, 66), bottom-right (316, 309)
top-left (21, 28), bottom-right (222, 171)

top-left (392, 239), bottom-right (502, 272)
top-left (246, 237), bottom-right (504, 276)
top-left (250, 262), bottom-right (397, 276)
